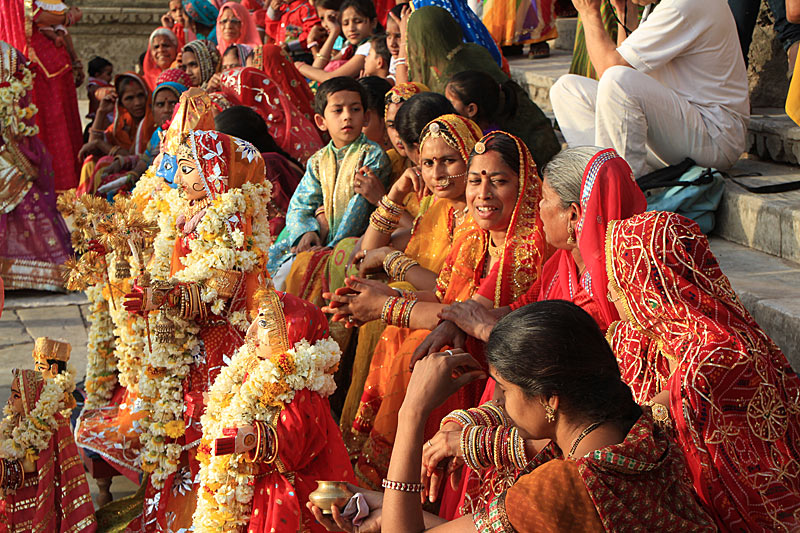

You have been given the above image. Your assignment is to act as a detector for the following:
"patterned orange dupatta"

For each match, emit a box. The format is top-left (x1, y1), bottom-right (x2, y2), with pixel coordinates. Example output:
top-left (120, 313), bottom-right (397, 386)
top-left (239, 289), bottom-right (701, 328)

top-left (606, 211), bottom-right (800, 532)
top-left (353, 131), bottom-right (546, 488)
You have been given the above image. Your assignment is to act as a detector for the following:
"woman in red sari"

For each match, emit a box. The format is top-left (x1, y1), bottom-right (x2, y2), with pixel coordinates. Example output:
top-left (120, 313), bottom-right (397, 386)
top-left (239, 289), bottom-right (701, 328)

top-left (438, 146), bottom-right (647, 346)
top-left (0, 369), bottom-right (97, 532)
top-left (218, 66), bottom-right (323, 164)
top-left (325, 131), bottom-right (547, 488)
top-left (607, 211), bottom-right (800, 532)
top-left (0, 0), bottom-right (84, 191)
top-left (77, 73), bottom-right (156, 196)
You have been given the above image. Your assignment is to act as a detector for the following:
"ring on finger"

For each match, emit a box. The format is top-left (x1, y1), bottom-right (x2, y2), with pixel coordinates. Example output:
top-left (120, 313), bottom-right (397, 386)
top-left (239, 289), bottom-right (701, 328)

top-left (445, 349), bottom-right (454, 356)
top-left (427, 439), bottom-right (433, 447)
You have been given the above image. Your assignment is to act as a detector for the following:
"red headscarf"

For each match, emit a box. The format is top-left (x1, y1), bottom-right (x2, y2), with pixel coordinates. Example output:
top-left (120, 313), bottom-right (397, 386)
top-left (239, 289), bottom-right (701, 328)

top-left (215, 2), bottom-right (262, 55)
top-left (219, 67), bottom-right (323, 164)
top-left (251, 44), bottom-right (315, 120)
top-left (143, 27), bottom-right (180, 91)
top-left (607, 211), bottom-right (800, 531)
top-left (507, 149), bottom-right (646, 329)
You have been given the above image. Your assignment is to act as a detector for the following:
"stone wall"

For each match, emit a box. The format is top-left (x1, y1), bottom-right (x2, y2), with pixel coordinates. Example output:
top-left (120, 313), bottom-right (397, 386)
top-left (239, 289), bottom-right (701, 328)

top-left (71, 1), bottom-right (164, 77)
top-left (748, 2), bottom-right (790, 108)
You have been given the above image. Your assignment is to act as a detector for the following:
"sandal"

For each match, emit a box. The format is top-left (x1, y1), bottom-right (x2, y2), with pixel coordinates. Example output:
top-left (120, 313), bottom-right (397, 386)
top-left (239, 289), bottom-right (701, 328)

top-left (528, 42), bottom-right (550, 59)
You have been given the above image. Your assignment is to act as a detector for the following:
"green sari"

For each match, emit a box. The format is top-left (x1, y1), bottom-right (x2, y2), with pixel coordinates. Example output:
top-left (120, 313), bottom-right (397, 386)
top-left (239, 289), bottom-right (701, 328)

top-left (406, 6), bottom-right (560, 170)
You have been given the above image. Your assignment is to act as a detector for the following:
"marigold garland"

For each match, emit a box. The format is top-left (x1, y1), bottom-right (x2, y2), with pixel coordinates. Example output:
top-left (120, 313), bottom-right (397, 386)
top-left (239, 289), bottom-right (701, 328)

top-left (192, 336), bottom-right (341, 532)
top-left (0, 62), bottom-right (39, 140)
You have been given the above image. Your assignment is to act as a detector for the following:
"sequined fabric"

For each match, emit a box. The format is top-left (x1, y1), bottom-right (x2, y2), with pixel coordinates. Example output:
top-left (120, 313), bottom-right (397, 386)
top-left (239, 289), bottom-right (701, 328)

top-left (607, 211), bottom-right (800, 531)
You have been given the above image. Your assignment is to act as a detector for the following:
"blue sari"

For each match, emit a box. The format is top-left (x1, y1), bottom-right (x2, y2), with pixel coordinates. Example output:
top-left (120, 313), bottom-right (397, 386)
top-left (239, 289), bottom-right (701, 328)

top-left (411, 0), bottom-right (503, 66)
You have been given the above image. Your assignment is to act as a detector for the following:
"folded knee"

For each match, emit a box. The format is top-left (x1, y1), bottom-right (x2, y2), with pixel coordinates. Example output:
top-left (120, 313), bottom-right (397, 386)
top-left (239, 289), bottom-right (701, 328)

top-left (597, 65), bottom-right (640, 96)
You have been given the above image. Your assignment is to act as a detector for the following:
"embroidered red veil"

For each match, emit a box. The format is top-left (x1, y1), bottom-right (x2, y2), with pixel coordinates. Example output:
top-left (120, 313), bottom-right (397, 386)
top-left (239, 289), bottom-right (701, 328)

top-left (218, 66), bottom-right (323, 164)
top-left (607, 211), bottom-right (800, 532)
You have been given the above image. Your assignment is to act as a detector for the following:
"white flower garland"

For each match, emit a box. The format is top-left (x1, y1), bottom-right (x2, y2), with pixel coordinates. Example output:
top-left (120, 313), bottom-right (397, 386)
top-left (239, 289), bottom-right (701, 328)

top-left (193, 337), bottom-right (341, 532)
top-left (0, 64), bottom-right (39, 140)
top-left (0, 367), bottom-right (77, 461)
top-left (82, 283), bottom-right (118, 409)
top-left (137, 180), bottom-right (272, 488)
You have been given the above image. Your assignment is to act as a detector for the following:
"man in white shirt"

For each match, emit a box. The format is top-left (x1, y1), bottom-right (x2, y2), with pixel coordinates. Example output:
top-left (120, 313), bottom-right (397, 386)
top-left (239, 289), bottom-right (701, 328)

top-left (551, 0), bottom-right (750, 177)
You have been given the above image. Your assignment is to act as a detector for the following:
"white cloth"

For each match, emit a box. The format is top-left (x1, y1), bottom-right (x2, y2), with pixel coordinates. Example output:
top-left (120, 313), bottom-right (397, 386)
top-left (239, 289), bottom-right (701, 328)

top-left (550, 0), bottom-right (749, 177)
top-left (355, 41), bottom-right (372, 57)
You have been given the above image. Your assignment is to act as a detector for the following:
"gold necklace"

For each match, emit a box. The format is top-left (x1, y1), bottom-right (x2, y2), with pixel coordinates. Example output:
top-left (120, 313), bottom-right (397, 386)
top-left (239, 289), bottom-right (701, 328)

top-left (488, 238), bottom-right (502, 258)
top-left (185, 197), bottom-right (212, 219)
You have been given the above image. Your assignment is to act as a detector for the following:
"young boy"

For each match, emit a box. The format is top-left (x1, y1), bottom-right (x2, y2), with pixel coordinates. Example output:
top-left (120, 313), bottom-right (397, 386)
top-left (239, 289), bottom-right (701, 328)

top-left (362, 34), bottom-right (391, 79)
top-left (267, 76), bottom-right (390, 284)
top-left (358, 75), bottom-right (392, 151)
top-left (86, 56), bottom-right (113, 121)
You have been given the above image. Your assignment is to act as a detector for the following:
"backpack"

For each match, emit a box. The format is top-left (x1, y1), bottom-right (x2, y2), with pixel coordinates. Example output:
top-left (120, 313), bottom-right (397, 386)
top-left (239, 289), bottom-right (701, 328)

top-left (637, 158), bottom-right (725, 234)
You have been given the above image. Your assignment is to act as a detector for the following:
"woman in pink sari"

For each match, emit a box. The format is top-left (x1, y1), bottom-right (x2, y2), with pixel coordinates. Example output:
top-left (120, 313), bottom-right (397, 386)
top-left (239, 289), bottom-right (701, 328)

top-left (218, 66), bottom-right (323, 164)
top-left (215, 2), bottom-right (262, 55)
top-left (0, 42), bottom-right (72, 291)
top-left (0, 0), bottom-right (84, 191)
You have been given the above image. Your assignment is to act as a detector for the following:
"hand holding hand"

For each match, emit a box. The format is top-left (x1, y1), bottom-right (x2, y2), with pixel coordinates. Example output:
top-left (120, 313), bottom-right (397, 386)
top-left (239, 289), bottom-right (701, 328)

top-left (321, 276), bottom-right (395, 325)
top-left (409, 320), bottom-right (466, 370)
top-left (355, 246), bottom-right (392, 277)
top-left (438, 300), bottom-right (498, 342)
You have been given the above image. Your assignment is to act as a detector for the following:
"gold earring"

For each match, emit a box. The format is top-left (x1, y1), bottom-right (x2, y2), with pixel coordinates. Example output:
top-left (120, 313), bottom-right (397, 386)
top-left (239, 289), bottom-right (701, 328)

top-left (540, 397), bottom-right (555, 423)
top-left (566, 225), bottom-right (576, 245)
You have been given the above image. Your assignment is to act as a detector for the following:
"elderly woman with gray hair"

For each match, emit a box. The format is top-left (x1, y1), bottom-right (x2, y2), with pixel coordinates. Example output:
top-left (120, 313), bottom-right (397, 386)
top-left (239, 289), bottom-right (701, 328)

top-left (413, 146), bottom-right (647, 364)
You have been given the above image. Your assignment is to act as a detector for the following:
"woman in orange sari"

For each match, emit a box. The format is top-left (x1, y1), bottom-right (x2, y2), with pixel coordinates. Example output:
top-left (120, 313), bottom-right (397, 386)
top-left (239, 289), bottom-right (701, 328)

top-left (0, 369), bottom-right (97, 532)
top-left (337, 115), bottom-right (482, 449)
top-left (121, 130), bottom-right (272, 530)
top-left (325, 131), bottom-right (547, 488)
top-left (77, 73), bottom-right (156, 196)
top-left (606, 211), bottom-right (800, 532)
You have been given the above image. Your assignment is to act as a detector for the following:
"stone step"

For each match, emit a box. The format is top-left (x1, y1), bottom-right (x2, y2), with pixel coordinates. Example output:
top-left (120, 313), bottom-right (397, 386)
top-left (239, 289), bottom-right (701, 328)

top-left (716, 158), bottom-right (800, 263)
top-left (709, 237), bottom-right (800, 371)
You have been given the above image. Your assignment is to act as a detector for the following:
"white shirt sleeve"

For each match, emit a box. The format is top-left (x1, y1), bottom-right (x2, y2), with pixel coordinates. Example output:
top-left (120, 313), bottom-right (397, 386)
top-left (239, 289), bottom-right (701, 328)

top-left (355, 42), bottom-right (372, 57)
top-left (617, 2), bottom-right (703, 74)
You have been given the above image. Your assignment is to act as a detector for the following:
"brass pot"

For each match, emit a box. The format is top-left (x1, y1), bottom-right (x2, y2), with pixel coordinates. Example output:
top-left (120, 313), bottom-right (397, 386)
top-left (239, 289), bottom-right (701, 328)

top-left (308, 481), bottom-right (353, 515)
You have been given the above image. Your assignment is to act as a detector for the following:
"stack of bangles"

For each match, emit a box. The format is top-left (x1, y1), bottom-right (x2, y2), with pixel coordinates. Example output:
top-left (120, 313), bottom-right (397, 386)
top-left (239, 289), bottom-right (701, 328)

top-left (0, 459), bottom-right (24, 491)
top-left (383, 250), bottom-right (419, 281)
top-left (461, 425), bottom-right (528, 471)
top-left (440, 402), bottom-right (508, 429)
top-left (369, 195), bottom-right (404, 234)
top-left (246, 420), bottom-right (279, 464)
top-left (164, 283), bottom-right (208, 321)
top-left (380, 292), bottom-right (418, 328)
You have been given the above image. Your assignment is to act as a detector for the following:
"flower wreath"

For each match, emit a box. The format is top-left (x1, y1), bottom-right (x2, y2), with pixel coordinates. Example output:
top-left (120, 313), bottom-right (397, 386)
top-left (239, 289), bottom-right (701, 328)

top-left (0, 367), bottom-right (77, 462)
top-left (137, 180), bottom-right (273, 487)
top-left (192, 336), bottom-right (341, 531)
top-left (0, 61), bottom-right (39, 140)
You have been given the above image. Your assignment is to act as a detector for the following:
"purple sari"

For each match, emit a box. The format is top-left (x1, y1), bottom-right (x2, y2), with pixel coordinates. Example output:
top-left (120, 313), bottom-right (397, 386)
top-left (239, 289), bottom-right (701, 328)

top-left (0, 42), bottom-right (72, 291)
